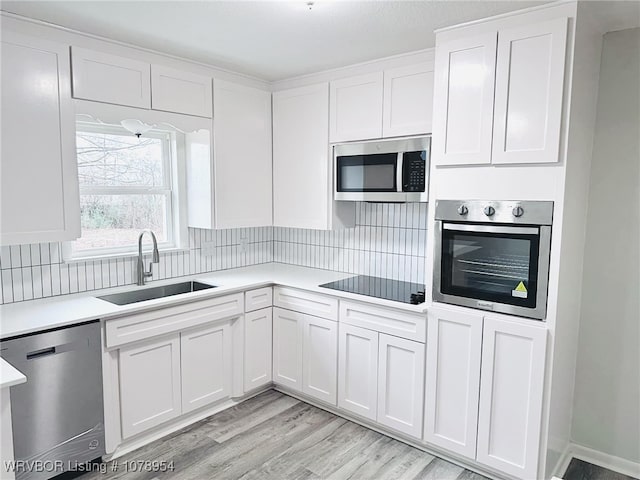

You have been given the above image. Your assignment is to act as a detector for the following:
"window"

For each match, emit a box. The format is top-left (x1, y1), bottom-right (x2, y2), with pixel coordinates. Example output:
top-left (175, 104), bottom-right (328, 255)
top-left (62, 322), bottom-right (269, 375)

top-left (70, 122), bottom-right (175, 258)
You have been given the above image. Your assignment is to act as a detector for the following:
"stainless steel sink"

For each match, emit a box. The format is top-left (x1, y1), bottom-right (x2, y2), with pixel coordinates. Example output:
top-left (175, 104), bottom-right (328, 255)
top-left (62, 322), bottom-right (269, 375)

top-left (97, 281), bottom-right (216, 306)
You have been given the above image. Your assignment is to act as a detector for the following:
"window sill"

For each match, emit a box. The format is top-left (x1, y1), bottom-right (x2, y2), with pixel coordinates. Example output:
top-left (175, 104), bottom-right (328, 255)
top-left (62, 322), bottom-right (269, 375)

top-left (62, 247), bottom-right (190, 264)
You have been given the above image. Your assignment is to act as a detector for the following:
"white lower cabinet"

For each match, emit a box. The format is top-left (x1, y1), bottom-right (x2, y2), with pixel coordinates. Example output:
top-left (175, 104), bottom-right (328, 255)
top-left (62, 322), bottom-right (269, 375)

top-left (302, 316), bottom-right (337, 404)
top-left (476, 316), bottom-right (547, 479)
top-left (180, 322), bottom-right (232, 414)
top-left (337, 324), bottom-right (379, 421)
top-left (337, 323), bottom-right (425, 437)
top-left (272, 307), bottom-right (304, 391)
top-left (377, 334), bottom-right (425, 438)
top-left (244, 308), bottom-right (273, 391)
top-left (423, 307), bottom-right (483, 458)
top-left (273, 306), bottom-right (338, 405)
top-left (119, 334), bottom-right (181, 439)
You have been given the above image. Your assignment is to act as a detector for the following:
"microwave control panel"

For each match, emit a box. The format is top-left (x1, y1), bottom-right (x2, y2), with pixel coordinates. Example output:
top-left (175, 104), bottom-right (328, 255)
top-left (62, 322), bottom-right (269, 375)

top-left (402, 151), bottom-right (426, 192)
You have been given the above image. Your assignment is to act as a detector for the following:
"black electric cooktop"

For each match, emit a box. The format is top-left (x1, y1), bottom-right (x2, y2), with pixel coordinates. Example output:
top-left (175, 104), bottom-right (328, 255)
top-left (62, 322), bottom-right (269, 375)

top-left (319, 275), bottom-right (425, 305)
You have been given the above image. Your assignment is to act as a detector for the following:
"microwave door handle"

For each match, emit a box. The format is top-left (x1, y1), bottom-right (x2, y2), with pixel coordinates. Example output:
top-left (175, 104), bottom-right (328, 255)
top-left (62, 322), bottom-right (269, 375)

top-left (396, 152), bottom-right (403, 192)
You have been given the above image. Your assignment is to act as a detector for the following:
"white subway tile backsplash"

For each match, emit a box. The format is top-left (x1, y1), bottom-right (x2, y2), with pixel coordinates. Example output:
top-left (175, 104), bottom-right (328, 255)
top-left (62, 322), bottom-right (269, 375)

top-left (0, 247), bottom-right (10, 270)
top-left (10, 246), bottom-right (21, 269)
top-left (273, 202), bottom-right (428, 284)
top-left (2, 270), bottom-right (13, 303)
top-left (22, 268), bottom-right (34, 300)
top-left (41, 265), bottom-right (52, 298)
top-left (12, 269), bottom-right (23, 302)
top-left (32, 266), bottom-right (43, 300)
top-left (49, 243), bottom-right (61, 264)
top-left (1, 202), bottom-right (426, 305)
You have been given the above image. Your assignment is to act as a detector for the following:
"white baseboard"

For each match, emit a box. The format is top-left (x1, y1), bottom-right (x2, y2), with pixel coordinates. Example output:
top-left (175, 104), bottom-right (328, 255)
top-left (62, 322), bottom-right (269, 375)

top-left (553, 443), bottom-right (574, 479)
top-left (558, 443), bottom-right (640, 479)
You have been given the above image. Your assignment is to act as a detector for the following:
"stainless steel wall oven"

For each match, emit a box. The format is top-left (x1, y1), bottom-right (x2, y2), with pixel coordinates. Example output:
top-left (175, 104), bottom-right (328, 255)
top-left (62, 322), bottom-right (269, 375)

top-left (433, 200), bottom-right (553, 320)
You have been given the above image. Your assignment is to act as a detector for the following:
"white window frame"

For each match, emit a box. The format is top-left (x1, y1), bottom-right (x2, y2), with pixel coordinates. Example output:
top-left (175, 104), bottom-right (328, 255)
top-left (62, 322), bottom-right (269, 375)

top-left (69, 122), bottom-right (178, 259)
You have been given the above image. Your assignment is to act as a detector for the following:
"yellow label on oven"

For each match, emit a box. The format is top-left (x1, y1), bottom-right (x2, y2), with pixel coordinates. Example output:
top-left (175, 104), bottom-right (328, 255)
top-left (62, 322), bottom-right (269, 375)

top-left (512, 281), bottom-right (528, 298)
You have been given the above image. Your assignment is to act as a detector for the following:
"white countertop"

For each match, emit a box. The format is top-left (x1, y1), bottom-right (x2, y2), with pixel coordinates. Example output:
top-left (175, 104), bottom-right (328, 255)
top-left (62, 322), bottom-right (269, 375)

top-left (0, 264), bottom-right (427, 340)
top-left (1, 358), bottom-right (26, 389)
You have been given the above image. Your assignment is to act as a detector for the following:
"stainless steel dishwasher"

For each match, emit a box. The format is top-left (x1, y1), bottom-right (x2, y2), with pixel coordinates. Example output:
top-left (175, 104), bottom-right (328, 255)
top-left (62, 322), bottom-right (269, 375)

top-left (0, 321), bottom-right (105, 480)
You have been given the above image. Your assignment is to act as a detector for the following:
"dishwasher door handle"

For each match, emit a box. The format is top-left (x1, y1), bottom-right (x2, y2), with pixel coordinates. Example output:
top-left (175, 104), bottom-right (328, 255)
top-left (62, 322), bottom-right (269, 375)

top-left (26, 346), bottom-right (57, 360)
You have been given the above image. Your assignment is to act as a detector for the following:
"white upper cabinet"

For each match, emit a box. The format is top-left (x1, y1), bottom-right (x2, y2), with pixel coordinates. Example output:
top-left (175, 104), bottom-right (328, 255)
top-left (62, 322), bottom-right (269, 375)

top-left (1, 32), bottom-right (80, 245)
top-left (383, 63), bottom-right (434, 137)
top-left (433, 15), bottom-right (568, 166)
top-left (423, 306), bottom-right (483, 458)
top-left (213, 80), bottom-right (272, 228)
top-left (273, 84), bottom-right (332, 229)
top-left (432, 33), bottom-right (497, 166)
top-left (476, 316), bottom-right (547, 479)
top-left (377, 333), bottom-right (425, 438)
top-left (492, 18), bottom-right (568, 164)
top-left (151, 64), bottom-right (212, 117)
top-left (330, 72), bottom-right (384, 142)
top-left (71, 46), bottom-right (151, 108)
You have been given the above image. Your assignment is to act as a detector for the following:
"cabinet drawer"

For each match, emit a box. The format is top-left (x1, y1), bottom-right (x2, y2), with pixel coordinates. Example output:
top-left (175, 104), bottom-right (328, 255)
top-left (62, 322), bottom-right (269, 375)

top-left (339, 301), bottom-right (426, 342)
top-left (105, 293), bottom-right (243, 348)
top-left (245, 287), bottom-right (273, 312)
top-left (71, 46), bottom-right (151, 108)
top-left (274, 287), bottom-right (338, 321)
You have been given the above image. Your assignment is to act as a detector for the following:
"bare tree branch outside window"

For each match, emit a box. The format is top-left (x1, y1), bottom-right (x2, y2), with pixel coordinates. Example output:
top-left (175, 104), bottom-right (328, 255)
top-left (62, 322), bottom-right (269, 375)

top-left (73, 128), bottom-right (172, 253)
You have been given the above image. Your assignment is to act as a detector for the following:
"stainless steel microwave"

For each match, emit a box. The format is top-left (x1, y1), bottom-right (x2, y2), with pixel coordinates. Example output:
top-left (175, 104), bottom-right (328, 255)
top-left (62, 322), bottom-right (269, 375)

top-left (334, 136), bottom-right (430, 202)
top-left (433, 200), bottom-right (553, 320)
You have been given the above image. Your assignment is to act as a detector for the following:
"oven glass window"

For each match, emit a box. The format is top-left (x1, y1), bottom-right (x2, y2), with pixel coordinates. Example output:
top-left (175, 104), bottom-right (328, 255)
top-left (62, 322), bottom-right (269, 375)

top-left (337, 153), bottom-right (397, 192)
top-left (441, 228), bottom-right (540, 308)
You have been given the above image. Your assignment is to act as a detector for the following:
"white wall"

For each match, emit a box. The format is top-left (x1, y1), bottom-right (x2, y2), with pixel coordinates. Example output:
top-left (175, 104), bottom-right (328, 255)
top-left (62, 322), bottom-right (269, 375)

top-left (571, 27), bottom-right (640, 464)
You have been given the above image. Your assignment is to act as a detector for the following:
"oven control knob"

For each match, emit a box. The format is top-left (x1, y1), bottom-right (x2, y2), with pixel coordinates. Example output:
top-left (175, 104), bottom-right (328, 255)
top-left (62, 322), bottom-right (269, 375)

top-left (483, 206), bottom-right (495, 217)
top-left (512, 206), bottom-right (524, 218)
top-left (457, 204), bottom-right (468, 216)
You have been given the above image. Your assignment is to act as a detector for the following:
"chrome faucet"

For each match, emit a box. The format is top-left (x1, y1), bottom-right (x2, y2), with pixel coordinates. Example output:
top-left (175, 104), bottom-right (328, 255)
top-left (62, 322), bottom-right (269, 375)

top-left (137, 230), bottom-right (160, 285)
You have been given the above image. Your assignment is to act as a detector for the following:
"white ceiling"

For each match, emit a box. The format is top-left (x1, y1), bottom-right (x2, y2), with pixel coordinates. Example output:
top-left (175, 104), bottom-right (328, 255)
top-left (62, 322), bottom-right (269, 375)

top-left (3, 1), bottom-right (639, 82)
top-left (1, 0), bottom-right (556, 81)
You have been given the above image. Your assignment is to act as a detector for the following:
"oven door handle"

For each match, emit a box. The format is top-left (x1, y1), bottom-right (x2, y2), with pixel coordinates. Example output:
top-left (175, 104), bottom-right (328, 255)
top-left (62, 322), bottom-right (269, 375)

top-left (442, 223), bottom-right (539, 235)
top-left (396, 152), bottom-right (403, 192)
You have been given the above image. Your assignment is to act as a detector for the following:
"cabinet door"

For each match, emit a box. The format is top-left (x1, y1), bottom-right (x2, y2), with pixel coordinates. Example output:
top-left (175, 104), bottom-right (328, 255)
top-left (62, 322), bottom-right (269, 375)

top-left (273, 84), bottom-right (330, 229)
top-left (432, 33), bottom-right (497, 166)
top-left (71, 46), bottom-right (151, 108)
top-left (377, 333), bottom-right (425, 438)
top-left (272, 307), bottom-right (304, 391)
top-left (244, 308), bottom-right (273, 391)
top-left (330, 72), bottom-right (383, 142)
top-left (1, 32), bottom-right (80, 245)
top-left (477, 317), bottom-right (547, 479)
top-left (303, 316), bottom-right (338, 405)
top-left (383, 63), bottom-right (434, 137)
top-left (424, 307), bottom-right (483, 458)
top-left (181, 322), bottom-right (232, 414)
top-left (151, 65), bottom-right (212, 117)
top-left (119, 334), bottom-right (181, 438)
top-left (213, 80), bottom-right (272, 228)
top-left (337, 323), bottom-right (378, 421)
top-left (492, 18), bottom-right (567, 164)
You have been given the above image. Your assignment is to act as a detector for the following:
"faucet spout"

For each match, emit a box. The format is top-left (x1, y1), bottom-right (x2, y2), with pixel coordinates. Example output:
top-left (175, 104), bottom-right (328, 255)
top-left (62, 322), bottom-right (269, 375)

top-left (137, 230), bottom-right (160, 286)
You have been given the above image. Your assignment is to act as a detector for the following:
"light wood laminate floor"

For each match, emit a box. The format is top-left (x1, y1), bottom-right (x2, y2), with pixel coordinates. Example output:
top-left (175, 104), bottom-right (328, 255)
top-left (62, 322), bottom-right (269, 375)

top-left (80, 390), bottom-right (488, 480)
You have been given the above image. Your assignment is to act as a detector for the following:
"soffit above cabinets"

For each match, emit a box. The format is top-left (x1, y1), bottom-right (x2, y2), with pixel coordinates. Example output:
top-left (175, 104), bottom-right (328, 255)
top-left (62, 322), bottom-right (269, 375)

top-left (1, 0), bottom-right (551, 81)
